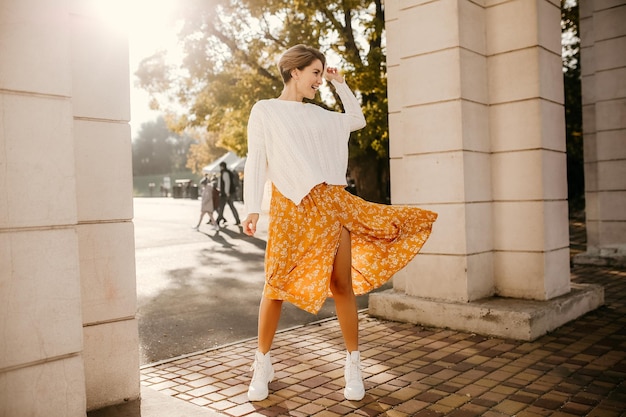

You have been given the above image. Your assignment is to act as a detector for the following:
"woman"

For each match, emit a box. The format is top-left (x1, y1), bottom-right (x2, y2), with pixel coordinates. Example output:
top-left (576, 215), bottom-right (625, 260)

top-left (194, 176), bottom-right (219, 231)
top-left (242, 44), bottom-right (437, 402)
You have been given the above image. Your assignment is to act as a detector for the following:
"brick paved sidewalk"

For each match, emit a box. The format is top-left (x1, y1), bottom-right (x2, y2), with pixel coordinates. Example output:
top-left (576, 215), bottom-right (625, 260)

top-left (140, 263), bottom-right (626, 417)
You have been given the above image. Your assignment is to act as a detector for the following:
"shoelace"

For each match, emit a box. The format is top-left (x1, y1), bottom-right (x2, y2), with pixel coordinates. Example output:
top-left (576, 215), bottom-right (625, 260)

top-left (250, 358), bottom-right (269, 382)
top-left (346, 358), bottom-right (362, 381)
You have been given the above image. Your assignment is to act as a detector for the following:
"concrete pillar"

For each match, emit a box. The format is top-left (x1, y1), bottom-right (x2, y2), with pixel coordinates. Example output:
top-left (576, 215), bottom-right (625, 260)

top-left (0, 1), bottom-right (138, 414)
top-left (70, 1), bottom-right (139, 410)
top-left (0, 2), bottom-right (86, 414)
top-left (576, 0), bottom-right (626, 266)
top-left (384, 0), bottom-right (493, 302)
top-left (370, 0), bottom-right (603, 340)
top-left (487, 0), bottom-right (570, 300)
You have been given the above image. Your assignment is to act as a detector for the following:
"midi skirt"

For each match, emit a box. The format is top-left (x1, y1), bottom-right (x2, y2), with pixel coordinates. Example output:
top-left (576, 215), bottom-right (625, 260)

top-left (200, 186), bottom-right (214, 213)
top-left (263, 183), bottom-right (438, 314)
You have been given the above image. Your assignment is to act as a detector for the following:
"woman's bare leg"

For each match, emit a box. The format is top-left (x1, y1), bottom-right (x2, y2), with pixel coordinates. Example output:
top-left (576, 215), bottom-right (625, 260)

top-left (331, 227), bottom-right (364, 400)
top-left (249, 296), bottom-right (281, 401)
top-left (257, 297), bottom-right (283, 353)
top-left (195, 212), bottom-right (205, 228)
top-left (330, 227), bottom-right (358, 352)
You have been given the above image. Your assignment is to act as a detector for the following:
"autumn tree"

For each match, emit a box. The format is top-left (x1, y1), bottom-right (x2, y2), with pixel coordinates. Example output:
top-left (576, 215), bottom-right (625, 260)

top-left (136, 0), bottom-right (389, 203)
top-left (185, 129), bottom-right (227, 174)
top-left (132, 116), bottom-right (196, 175)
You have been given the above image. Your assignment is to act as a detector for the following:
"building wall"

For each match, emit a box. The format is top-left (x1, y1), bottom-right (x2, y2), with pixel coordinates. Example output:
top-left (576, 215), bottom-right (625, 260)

top-left (386, 0), bottom-right (569, 305)
top-left (579, 0), bottom-right (626, 260)
top-left (0, 1), bottom-right (139, 414)
top-left (0, 0), bottom-right (622, 414)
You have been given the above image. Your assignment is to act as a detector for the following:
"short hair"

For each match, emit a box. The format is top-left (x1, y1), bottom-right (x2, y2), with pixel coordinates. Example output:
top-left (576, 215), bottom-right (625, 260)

top-left (219, 162), bottom-right (227, 169)
top-left (277, 44), bottom-right (326, 84)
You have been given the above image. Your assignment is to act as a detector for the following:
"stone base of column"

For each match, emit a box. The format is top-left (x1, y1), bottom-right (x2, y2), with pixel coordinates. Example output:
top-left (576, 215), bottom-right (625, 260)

top-left (369, 283), bottom-right (604, 341)
top-left (573, 247), bottom-right (626, 268)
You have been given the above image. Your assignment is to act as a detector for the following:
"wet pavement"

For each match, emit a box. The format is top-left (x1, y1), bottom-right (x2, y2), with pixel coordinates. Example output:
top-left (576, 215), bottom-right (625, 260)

top-left (129, 200), bottom-right (626, 416)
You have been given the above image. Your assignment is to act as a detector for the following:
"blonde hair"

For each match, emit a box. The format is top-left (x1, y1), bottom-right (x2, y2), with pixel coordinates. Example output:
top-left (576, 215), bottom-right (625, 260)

top-left (277, 44), bottom-right (326, 84)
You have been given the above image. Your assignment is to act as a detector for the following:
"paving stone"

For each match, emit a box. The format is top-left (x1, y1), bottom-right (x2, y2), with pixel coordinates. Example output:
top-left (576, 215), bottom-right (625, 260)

top-left (139, 260), bottom-right (626, 416)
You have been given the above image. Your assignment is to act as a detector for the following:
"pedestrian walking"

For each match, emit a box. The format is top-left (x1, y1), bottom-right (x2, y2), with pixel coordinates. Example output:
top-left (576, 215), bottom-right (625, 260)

top-left (241, 44), bottom-right (437, 402)
top-left (195, 175), bottom-right (219, 231)
top-left (216, 162), bottom-right (241, 226)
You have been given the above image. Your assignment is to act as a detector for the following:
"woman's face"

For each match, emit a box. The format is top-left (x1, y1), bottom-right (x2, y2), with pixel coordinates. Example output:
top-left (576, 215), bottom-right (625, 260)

top-left (293, 59), bottom-right (324, 100)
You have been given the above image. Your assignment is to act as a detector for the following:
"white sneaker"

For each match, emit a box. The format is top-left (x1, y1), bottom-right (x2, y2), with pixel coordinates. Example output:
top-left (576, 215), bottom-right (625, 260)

top-left (344, 351), bottom-right (365, 401)
top-left (248, 351), bottom-right (274, 401)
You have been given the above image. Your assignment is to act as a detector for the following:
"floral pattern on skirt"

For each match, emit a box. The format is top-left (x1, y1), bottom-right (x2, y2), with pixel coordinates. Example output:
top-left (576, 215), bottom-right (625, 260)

top-left (263, 183), bottom-right (438, 314)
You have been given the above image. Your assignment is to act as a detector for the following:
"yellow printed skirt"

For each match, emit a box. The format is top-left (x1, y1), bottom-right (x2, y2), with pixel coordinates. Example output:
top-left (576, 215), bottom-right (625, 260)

top-left (263, 183), bottom-right (438, 314)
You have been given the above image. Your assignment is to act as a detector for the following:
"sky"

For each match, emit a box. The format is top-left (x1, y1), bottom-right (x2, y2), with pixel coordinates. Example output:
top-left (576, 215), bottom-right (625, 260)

top-left (91, 0), bottom-right (182, 138)
top-left (93, 0), bottom-right (349, 139)
top-left (128, 4), bottom-right (182, 138)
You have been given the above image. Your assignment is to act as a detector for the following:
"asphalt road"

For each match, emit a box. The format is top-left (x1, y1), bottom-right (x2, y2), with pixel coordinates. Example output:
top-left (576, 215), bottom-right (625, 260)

top-left (134, 197), bottom-right (389, 365)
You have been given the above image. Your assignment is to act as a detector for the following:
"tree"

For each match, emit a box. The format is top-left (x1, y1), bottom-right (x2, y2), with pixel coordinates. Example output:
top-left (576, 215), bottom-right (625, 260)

top-left (185, 129), bottom-right (228, 174)
top-left (132, 116), bottom-right (195, 176)
top-left (136, 0), bottom-right (389, 203)
top-left (561, 0), bottom-right (584, 212)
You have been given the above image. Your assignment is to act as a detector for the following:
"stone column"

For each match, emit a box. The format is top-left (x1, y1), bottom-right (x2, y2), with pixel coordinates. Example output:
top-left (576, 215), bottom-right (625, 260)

top-left (70, 2), bottom-right (140, 410)
top-left (0, 1), bottom-right (139, 414)
top-left (577, 0), bottom-right (626, 266)
top-left (370, 0), bottom-right (603, 340)
top-left (384, 0), bottom-right (494, 302)
top-left (0, 2), bottom-right (86, 415)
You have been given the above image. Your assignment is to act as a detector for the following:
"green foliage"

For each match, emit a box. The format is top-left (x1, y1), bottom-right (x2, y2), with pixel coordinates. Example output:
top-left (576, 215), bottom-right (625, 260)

top-left (132, 116), bottom-right (195, 176)
top-left (185, 128), bottom-right (229, 174)
top-left (136, 0), bottom-right (389, 202)
top-left (136, 1), bottom-right (583, 206)
top-left (561, 0), bottom-right (584, 212)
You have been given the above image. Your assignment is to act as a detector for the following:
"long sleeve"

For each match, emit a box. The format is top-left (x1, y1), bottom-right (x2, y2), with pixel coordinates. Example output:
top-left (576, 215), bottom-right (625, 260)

top-left (331, 79), bottom-right (366, 132)
top-left (243, 103), bottom-right (268, 215)
top-left (244, 81), bottom-right (365, 214)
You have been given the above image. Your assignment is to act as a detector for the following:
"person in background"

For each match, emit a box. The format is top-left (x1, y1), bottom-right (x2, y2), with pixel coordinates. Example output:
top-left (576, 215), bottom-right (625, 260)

top-left (216, 162), bottom-right (241, 226)
top-left (194, 174), bottom-right (219, 231)
top-left (241, 44), bottom-right (437, 402)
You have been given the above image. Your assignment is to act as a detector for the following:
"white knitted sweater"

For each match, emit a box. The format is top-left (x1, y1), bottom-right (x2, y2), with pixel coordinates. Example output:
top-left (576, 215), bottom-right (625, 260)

top-left (243, 79), bottom-right (366, 215)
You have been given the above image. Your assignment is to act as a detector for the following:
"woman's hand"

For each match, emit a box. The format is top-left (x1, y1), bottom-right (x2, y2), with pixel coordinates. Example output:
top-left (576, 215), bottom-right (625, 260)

top-left (242, 213), bottom-right (260, 236)
top-left (324, 67), bottom-right (344, 83)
